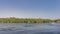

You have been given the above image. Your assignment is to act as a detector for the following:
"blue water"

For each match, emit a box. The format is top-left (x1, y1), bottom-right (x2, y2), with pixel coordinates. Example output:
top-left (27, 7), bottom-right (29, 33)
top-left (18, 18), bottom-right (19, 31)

top-left (0, 23), bottom-right (60, 34)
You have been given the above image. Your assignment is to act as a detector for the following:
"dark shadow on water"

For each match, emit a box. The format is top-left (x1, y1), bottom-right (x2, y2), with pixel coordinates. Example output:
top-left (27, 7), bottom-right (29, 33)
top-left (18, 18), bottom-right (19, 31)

top-left (33, 32), bottom-right (60, 34)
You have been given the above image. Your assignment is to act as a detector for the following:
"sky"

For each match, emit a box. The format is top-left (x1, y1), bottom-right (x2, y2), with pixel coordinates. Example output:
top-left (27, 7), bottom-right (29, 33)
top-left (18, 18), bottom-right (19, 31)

top-left (0, 0), bottom-right (60, 19)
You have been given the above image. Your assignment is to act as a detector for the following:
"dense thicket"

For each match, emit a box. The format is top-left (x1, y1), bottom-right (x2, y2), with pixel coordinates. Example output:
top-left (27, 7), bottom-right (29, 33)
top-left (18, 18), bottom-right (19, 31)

top-left (0, 17), bottom-right (59, 23)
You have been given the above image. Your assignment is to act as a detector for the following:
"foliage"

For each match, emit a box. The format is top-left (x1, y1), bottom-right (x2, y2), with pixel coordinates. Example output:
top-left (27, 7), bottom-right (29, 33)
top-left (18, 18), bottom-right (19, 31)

top-left (0, 17), bottom-right (59, 23)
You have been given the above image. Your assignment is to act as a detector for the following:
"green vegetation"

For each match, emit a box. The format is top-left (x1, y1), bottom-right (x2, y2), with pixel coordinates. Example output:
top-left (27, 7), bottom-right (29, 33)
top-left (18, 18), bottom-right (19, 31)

top-left (0, 17), bottom-right (59, 23)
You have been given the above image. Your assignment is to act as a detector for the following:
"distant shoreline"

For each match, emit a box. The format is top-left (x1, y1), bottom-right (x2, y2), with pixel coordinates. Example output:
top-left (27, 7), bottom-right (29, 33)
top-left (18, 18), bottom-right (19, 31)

top-left (0, 17), bottom-right (59, 23)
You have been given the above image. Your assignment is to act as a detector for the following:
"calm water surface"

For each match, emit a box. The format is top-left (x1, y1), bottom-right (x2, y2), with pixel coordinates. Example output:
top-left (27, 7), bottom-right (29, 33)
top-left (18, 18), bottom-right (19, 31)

top-left (0, 23), bottom-right (60, 34)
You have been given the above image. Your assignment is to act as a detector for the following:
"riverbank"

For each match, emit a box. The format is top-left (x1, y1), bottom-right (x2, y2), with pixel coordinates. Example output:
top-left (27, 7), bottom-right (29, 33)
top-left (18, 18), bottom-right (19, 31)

top-left (0, 17), bottom-right (59, 23)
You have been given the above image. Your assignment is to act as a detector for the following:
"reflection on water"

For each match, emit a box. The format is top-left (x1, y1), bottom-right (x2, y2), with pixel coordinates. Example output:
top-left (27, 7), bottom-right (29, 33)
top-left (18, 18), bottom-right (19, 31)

top-left (0, 23), bottom-right (60, 34)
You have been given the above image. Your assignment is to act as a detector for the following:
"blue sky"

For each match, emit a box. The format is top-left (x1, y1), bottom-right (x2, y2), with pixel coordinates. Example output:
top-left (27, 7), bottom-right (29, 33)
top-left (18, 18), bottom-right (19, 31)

top-left (0, 0), bottom-right (60, 19)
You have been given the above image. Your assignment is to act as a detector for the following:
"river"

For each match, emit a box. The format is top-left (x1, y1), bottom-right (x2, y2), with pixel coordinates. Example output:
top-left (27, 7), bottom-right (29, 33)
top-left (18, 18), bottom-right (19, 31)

top-left (0, 23), bottom-right (60, 34)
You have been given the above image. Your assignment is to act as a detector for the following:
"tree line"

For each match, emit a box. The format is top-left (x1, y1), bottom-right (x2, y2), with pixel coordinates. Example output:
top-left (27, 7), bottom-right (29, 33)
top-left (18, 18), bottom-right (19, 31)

top-left (0, 17), bottom-right (59, 23)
